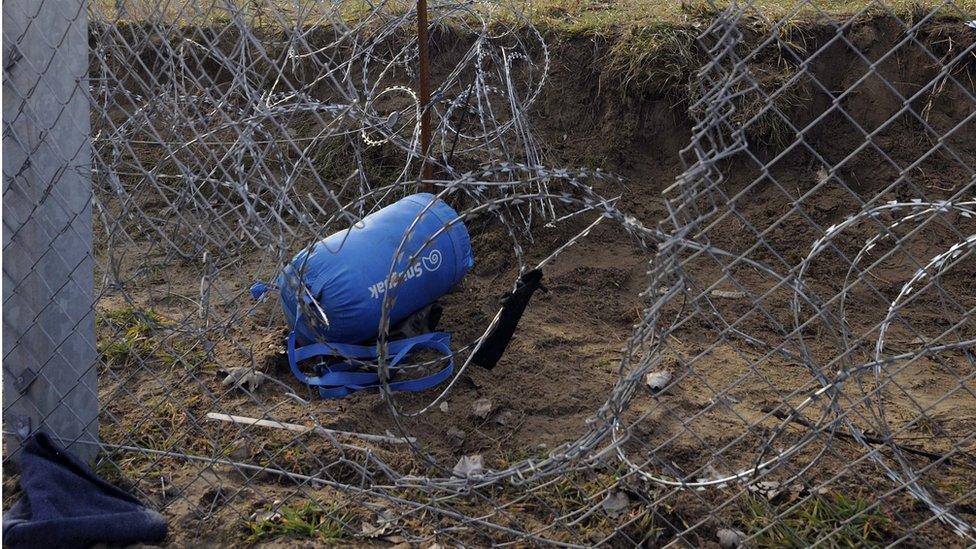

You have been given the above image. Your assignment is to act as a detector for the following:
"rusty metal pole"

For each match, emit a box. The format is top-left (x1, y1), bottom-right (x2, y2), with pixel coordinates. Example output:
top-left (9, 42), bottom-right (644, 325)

top-left (416, 0), bottom-right (433, 183)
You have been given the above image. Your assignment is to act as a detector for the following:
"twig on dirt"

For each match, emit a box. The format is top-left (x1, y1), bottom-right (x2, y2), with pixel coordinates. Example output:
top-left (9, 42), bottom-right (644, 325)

top-left (760, 406), bottom-right (950, 464)
top-left (709, 289), bottom-right (746, 299)
top-left (205, 412), bottom-right (416, 444)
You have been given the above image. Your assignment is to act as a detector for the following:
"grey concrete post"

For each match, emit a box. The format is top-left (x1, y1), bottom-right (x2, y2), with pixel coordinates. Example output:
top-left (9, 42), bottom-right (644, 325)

top-left (3, 0), bottom-right (98, 462)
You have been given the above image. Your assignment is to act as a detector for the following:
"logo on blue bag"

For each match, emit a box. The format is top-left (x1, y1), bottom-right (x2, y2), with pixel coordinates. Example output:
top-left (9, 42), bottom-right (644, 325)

top-left (368, 249), bottom-right (442, 299)
top-left (422, 249), bottom-right (442, 272)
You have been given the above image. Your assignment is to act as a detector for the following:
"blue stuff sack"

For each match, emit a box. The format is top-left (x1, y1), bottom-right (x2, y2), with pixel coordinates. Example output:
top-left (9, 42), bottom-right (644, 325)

top-left (277, 193), bottom-right (473, 398)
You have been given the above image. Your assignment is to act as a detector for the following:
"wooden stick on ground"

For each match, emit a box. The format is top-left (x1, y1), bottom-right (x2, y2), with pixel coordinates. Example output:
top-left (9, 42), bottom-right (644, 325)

top-left (416, 0), bottom-right (433, 183)
top-left (206, 412), bottom-right (415, 444)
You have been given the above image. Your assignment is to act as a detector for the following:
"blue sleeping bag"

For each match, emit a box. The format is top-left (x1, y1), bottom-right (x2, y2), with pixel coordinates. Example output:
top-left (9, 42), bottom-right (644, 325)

top-left (277, 193), bottom-right (473, 398)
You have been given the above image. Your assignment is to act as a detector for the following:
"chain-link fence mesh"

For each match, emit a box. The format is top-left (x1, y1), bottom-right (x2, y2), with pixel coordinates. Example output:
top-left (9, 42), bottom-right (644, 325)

top-left (3, 0), bottom-right (975, 546)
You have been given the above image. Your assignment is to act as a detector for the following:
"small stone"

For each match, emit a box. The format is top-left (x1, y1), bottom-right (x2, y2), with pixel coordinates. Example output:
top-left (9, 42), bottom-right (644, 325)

top-left (644, 371), bottom-right (672, 393)
top-left (452, 455), bottom-right (484, 478)
top-left (472, 398), bottom-right (492, 418)
top-left (601, 491), bottom-right (629, 517)
top-left (361, 521), bottom-right (390, 538)
top-left (227, 437), bottom-right (252, 461)
top-left (439, 401), bottom-right (449, 413)
top-left (749, 480), bottom-right (784, 501)
top-left (250, 509), bottom-right (280, 523)
top-left (447, 426), bottom-right (465, 442)
top-left (717, 528), bottom-right (745, 549)
top-left (495, 410), bottom-right (515, 426)
top-left (221, 367), bottom-right (265, 392)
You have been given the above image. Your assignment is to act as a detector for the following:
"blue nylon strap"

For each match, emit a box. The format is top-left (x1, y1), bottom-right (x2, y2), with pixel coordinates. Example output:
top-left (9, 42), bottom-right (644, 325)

top-left (250, 280), bottom-right (270, 300)
top-left (287, 329), bottom-right (454, 399)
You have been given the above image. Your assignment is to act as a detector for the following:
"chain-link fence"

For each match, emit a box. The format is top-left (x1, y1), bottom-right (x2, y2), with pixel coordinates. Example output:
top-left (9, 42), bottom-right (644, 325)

top-left (3, 0), bottom-right (975, 546)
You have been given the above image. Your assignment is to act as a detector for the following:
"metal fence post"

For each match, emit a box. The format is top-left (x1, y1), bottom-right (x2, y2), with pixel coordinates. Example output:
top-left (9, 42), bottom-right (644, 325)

top-left (416, 0), bottom-right (433, 183)
top-left (2, 0), bottom-right (98, 462)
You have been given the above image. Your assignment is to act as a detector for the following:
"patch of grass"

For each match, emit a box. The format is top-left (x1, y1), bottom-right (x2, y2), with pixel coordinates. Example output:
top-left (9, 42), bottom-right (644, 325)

top-left (245, 501), bottom-right (355, 543)
top-left (479, 457), bottom-right (627, 536)
top-left (256, 441), bottom-right (318, 474)
top-left (742, 491), bottom-right (890, 548)
top-left (603, 22), bottom-right (704, 102)
top-left (102, 306), bottom-right (167, 328)
top-left (95, 0), bottom-right (976, 35)
top-left (97, 306), bottom-right (209, 370)
top-left (522, 0), bottom-right (976, 35)
top-left (100, 390), bottom-right (207, 452)
top-left (98, 307), bottom-right (167, 367)
top-left (92, 456), bottom-right (126, 484)
top-left (736, 66), bottom-right (812, 150)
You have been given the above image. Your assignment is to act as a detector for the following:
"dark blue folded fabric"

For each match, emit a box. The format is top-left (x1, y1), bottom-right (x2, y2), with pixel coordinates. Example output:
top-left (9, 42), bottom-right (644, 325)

top-left (3, 432), bottom-right (167, 548)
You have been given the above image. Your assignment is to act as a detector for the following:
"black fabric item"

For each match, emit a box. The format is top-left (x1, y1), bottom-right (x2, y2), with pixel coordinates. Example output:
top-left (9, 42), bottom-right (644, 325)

top-left (3, 432), bottom-right (168, 549)
top-left (473, 268), bottom-right (546, 369)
